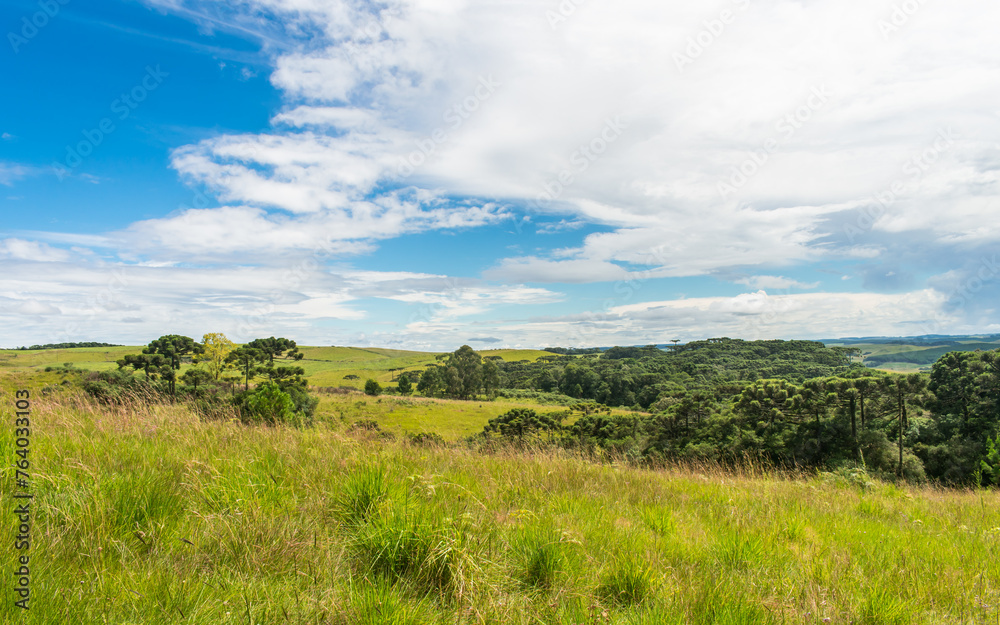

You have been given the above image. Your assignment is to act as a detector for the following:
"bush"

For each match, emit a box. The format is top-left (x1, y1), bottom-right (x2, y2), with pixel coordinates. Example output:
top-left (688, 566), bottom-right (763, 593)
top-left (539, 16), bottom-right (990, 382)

top-left (364, 379), bottom-right (382, 396)
top-left (409, 431), bottom-right (446, 447)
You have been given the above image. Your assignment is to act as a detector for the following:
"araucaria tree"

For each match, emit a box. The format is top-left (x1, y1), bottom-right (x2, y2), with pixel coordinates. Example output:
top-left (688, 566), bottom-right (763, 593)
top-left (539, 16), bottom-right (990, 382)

top-left (120, 335), bottom-right (202, 396)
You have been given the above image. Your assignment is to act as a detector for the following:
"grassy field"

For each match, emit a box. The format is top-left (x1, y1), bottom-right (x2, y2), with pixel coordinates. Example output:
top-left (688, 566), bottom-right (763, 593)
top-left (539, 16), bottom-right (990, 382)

top-left (2, 384), bottom-right (999, 624)
top-left (0, 346), bottom-right (560, 392)
top-left (824, 338), bottom-right (1000, 372)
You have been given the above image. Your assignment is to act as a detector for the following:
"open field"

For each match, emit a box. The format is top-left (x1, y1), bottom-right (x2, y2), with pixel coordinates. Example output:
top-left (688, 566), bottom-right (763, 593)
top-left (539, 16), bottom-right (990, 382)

top-left (824, 336), bottom-right (1000, 371)
top-left (0, 346), bottom-right (562, 392)
top-left (314, 392), bottom-right (637, 441)
top-left (2, 386), bottom-right (999, 624)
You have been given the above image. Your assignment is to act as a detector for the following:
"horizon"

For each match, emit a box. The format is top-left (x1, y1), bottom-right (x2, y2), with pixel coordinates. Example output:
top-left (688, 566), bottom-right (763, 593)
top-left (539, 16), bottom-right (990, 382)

top-left (3, 1), bottom-right (998, 350)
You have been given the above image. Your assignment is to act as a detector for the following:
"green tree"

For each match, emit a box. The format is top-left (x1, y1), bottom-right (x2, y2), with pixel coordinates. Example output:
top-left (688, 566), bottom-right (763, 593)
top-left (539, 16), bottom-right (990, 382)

top-left (246, 337), bottom-right (303, 366)
top-left (144, 335), bottom-right (204, 396)
top-left (117, 353), bottom-right (166, 382)
top-left (364, 379), bottom-right (382, 396)
top-left (180, 368), bottom-right (213, 394)
top-left (227, 347), bottom-right (268, 392)
top-left (397, 373), bottom-right (412, 395)
top-left (482, 359), bottom-right (501, 398)
top-left (883, 374), bottom-right (928, 477)
top-left (447, 345), bottom-right (483, 399)
top-left (417, 366), bottom-right (444, 397)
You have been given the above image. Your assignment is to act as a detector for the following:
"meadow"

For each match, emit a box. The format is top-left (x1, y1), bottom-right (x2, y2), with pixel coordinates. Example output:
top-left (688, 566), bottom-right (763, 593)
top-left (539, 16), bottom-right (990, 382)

top-left (3, 344), bottom-right (1000, 623)
top-left (2, 373), bottom-right (1000, 622)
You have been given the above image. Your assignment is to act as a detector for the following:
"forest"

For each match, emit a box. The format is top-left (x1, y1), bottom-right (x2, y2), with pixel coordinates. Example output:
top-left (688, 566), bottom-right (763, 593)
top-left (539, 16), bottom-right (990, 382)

top-left (66, 334), bottom-right (1000, 486)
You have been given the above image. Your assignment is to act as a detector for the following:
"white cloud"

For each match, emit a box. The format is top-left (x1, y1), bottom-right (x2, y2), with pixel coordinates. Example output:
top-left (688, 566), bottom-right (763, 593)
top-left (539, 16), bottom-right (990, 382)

top-left (12, 0), bottom-right (999, 348)
top-left (735, 275), bottom-right (820, 290)
top-left (0, 163), bottom-right (33, 186)
top-left (0, 239), bottom-right (71, 262)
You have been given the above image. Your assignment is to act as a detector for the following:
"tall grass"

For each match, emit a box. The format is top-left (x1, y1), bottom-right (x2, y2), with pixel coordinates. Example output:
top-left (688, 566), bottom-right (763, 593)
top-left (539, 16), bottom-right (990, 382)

top-left (2, 387), bottom-right (999, 623)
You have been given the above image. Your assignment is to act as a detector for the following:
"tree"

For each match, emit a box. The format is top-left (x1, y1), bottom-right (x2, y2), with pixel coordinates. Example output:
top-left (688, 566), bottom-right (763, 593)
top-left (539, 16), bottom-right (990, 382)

top-left (447, 345), bottom-right (483, 399)
top-left (418, 366), bottom-right (444, 397)
top-left (483, 408), bottom-right (562, 441)
top-left (180, 368), bottom-right (213, 394)
top-left (227, 347), bottom-right (268, 392)
top-left (482, 359), bottom-right (501, 398)
top-left (199, 333), bottom-right (235, 380)
top-left (883, 374), bottom-right (928, 477)
top-left (397, 373), bottom-right (412, 395)
top-left (263, 364), bottom-right (308, 390)
top-left (144, 335), bottom-right (204, 396)
top-left (246, 337), bottom-right (303, 366)
top-left (117, 353), bottom-right (166, 382)
top-left (364, 379), bottom-right (382, 396)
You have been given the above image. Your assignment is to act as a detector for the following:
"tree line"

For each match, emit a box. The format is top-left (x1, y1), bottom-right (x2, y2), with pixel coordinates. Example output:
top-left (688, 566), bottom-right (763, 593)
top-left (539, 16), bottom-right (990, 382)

top-left (83, 333), bottom-right (316, 425)
top-left (472, 340), bottom-right (1000, 486)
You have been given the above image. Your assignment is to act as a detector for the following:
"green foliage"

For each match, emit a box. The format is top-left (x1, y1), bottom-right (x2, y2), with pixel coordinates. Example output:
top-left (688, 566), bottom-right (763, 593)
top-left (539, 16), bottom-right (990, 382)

top-left (397, 372), bottom-right (412, 395)
top-left (409, 431), bottom-right (446, 447)
top-left (482, 408), bottom-right (563, 440)
top-left (245, 336), bottom-right (302, 365)
top-left (364, 378), bottom-right (382, 396)
top-left (240, 381), bottom-right (296, 425)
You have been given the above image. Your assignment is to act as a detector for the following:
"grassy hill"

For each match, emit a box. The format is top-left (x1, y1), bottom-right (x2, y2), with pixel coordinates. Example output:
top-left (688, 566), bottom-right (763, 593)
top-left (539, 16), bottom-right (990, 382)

top-left (1, 387), bottom-right (998, 623)
top-left (823, 335), bottom-right (1000, 372)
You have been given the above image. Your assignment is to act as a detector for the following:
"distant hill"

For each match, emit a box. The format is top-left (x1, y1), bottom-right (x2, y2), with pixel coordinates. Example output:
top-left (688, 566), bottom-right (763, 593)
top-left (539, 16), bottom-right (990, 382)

top-left (821, 334), bottom-right (1000, 369)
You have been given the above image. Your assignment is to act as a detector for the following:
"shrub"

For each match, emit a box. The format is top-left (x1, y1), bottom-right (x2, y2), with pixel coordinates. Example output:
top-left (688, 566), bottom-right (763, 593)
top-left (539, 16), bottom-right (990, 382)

top-left (364, 379), bottom-right (382, 396)
top-left (237, 382), bottom-right (295, 425)
top-left (409, 431), bottom-right (446, 447)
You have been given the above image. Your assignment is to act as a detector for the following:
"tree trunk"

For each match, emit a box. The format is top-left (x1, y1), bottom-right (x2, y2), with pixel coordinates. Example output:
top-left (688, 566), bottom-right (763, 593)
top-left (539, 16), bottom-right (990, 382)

top-left (897, 393), bottom-right (904, 478)
top-left (849, 396), bottom-right (859, 461)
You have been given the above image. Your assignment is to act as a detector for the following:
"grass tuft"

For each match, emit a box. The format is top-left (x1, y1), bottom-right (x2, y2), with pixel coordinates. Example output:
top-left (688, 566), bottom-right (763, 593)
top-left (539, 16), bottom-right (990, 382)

top-left (337, 464), bottom-right (390, 526)
top-left (597, 559), bottom-right (653, 607)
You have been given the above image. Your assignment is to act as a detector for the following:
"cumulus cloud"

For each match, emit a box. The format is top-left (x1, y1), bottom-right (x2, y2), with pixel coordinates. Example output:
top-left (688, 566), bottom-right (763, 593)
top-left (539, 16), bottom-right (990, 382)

top-left (9, 0), bottom-right (999, 346)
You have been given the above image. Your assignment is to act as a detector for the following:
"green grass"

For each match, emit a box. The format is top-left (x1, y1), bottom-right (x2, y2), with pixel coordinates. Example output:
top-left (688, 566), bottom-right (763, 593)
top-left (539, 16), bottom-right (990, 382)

top-left (2, 379), bottom-right (1000, 623)
top-left (0, 346), bottom-right (135, 372)
top-left (316, 392), bottom-right (573, 441)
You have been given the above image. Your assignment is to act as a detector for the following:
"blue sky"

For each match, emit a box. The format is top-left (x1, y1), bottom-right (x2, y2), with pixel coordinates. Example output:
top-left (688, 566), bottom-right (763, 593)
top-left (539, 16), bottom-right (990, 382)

top-left (2, 0), bottom-right (998, 350)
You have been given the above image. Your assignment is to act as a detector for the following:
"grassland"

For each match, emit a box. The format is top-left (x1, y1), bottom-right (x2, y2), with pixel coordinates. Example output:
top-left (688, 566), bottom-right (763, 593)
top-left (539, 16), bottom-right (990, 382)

top-left (2, 384), bottom-right (999, 624)
top-left (0, 345), bottom-right (559, 392)
top-left (824, 337), bottom-right (1000, 372)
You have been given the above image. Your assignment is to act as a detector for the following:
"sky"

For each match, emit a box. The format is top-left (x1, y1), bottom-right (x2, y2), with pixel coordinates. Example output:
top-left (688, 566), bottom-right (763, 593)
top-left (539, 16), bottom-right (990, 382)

top-left (1, 0), bottom-right (998, 350)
